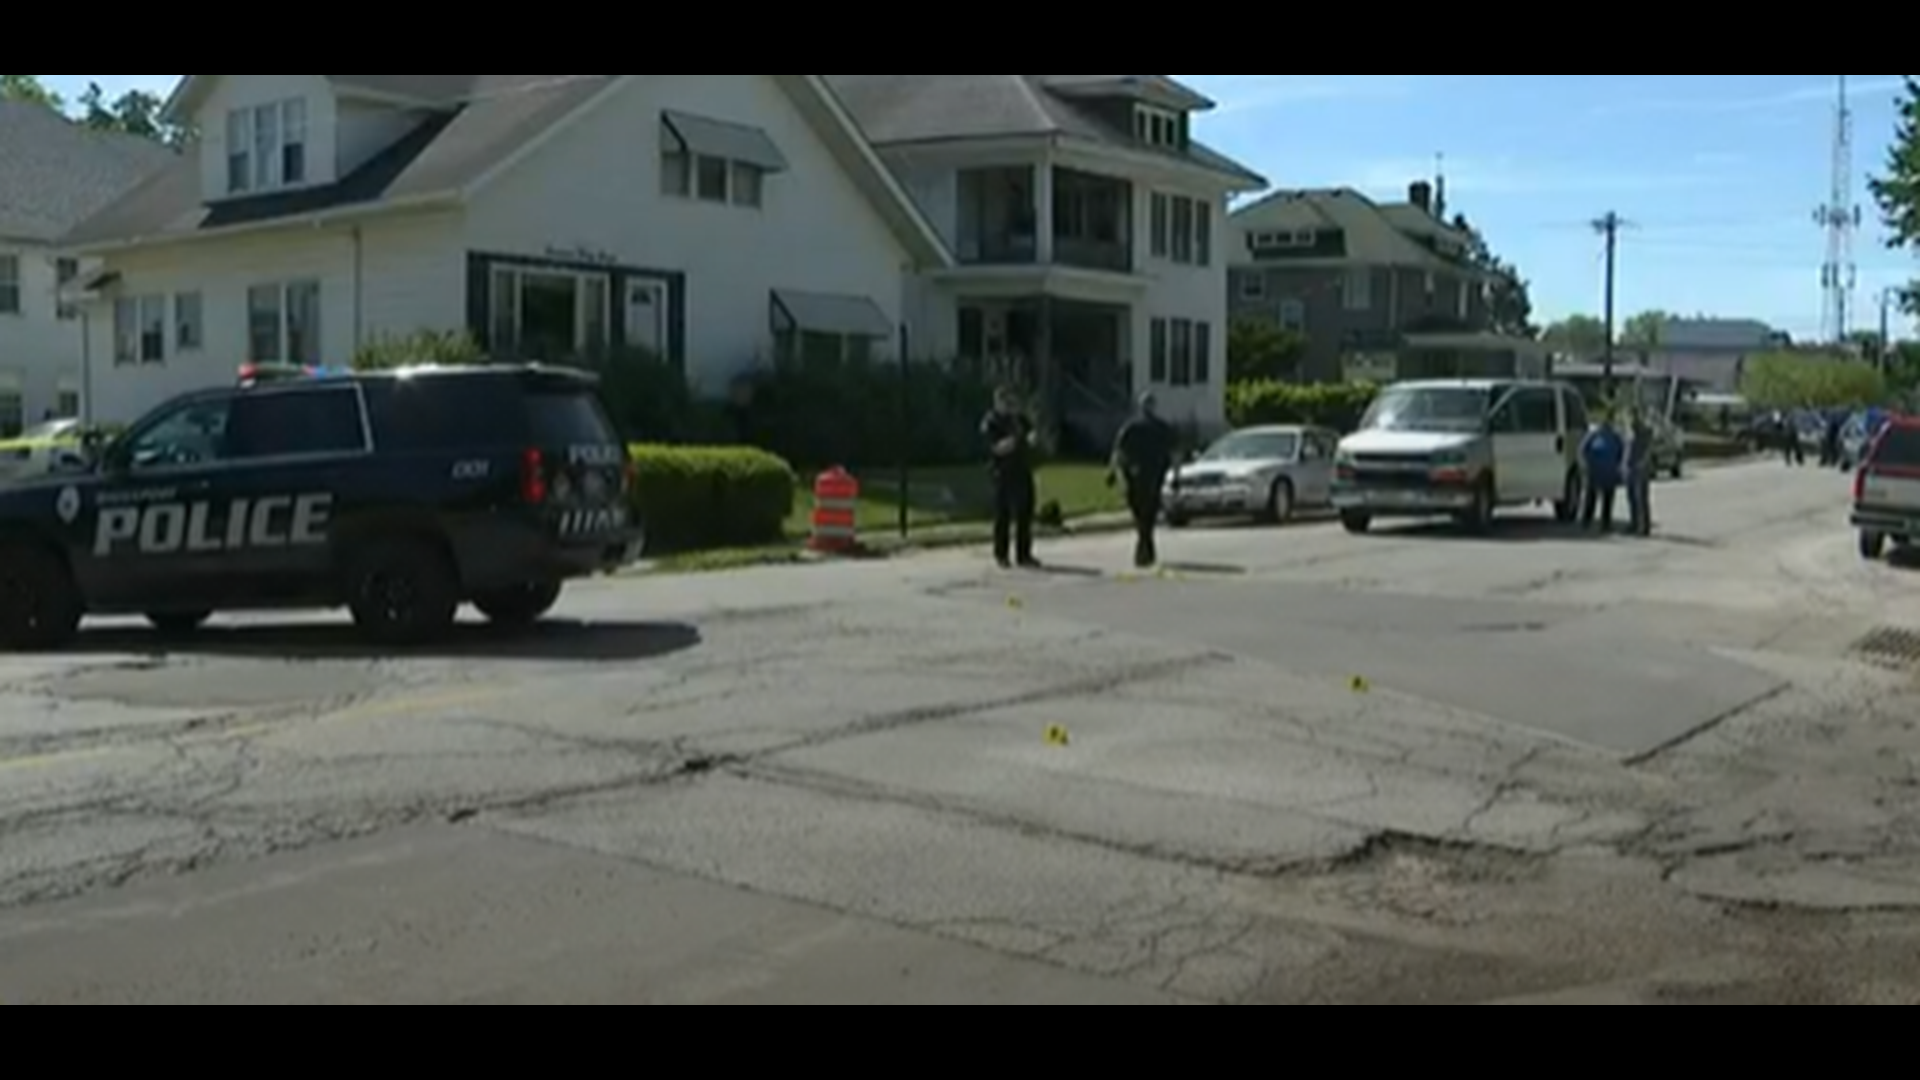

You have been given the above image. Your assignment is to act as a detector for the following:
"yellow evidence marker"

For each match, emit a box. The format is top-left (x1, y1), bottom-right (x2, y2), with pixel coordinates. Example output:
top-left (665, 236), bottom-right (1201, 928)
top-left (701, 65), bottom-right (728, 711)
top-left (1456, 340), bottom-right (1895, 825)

top-left (1007, 595), bottom-right (1024, 610)
top-left (1044, 725), bottom-right (1071, 747)
top-left (1349, 675), bottom-right (1370, 693)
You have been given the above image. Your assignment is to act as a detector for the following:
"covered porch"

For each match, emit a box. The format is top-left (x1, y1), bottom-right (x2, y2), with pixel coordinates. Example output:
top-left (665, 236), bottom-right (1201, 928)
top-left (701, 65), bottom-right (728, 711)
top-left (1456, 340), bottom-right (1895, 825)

top-left (954, 296), bottom-right (1135, 454)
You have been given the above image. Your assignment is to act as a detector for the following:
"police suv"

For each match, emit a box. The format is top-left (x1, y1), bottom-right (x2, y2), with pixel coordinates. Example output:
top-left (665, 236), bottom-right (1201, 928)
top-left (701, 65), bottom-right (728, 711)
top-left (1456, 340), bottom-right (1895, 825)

top-left (0, 364), bottom-right (643, 649)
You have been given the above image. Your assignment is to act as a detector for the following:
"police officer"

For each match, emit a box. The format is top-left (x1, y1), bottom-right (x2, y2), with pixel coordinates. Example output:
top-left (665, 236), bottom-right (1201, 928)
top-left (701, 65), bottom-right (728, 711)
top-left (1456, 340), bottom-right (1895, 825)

top-left (1626, 410), bottom-right (1655, 537)
top-left (981, 385), bottom-right (1039, 569)
top-left (1110, 391), bottom-right (1178, 569)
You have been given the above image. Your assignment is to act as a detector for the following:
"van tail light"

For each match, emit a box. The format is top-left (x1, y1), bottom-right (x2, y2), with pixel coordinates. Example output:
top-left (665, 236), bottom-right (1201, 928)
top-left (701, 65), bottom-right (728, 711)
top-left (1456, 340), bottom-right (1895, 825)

top-left (521, 447), bottom-right (547, 504)
top-left (1855, 463), bottom-right (1867, 502)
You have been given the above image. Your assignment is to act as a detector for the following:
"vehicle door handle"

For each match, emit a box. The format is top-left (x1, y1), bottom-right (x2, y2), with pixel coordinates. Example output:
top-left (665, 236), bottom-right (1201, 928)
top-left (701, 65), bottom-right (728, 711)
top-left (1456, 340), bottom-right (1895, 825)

top-left (1555, 436), bottom-right (1566, 453)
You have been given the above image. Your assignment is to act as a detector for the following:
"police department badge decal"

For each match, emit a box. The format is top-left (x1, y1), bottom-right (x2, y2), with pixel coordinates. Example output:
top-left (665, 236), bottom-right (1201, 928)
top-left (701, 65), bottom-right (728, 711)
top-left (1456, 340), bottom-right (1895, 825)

top-left (55, 485), bottom-right (80, 524)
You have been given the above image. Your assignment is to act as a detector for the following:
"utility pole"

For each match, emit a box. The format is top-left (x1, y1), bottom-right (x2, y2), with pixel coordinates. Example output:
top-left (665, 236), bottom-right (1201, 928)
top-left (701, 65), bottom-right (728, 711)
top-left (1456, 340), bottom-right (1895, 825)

top-left (1815, 74), bottom-right (1859, 344)
top-left (1595, 211), bottom-right (1621, 398)
top-left (1880, 287), bottom-right (1894, 374)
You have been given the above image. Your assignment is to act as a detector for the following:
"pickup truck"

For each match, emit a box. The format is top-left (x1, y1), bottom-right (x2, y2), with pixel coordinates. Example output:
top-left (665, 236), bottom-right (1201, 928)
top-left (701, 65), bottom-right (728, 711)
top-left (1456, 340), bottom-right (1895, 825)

top-left (1852, 417), bottom-right (1920, 559)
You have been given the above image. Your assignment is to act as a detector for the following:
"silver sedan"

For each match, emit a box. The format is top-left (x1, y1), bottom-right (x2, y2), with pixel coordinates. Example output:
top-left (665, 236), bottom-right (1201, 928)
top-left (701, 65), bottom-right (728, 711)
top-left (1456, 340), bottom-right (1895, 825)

top-left (1163, 425), bottom-right (1341, 526)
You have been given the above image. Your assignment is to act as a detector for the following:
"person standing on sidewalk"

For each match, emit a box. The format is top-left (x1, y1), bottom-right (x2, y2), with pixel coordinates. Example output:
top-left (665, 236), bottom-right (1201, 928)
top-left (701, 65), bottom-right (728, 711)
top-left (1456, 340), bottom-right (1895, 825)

top-left (1626, 410), bottom-right (1656, 537)
top-left (1580, 414), bottom-right (1625, 533)
top-left (1110, 391), bottom-right (1178, 569)
top-left (981, 386), bottom-right (1040, 569)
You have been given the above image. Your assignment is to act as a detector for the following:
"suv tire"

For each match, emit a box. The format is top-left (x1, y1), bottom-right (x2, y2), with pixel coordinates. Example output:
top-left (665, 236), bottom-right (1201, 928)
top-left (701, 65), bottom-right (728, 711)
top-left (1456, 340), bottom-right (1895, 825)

top-left (473, 581), bottom-right (562, 626)
top-left (0, 542), bottom-right (83, 650)
top-left (1553, 469), bottom-right (1582, 523)
top-left (1457, 478), bottom-right (1496, 534)
top-left (1861, 531), bottom-right (1887, 561)
top-left (345, 536), bottom-right (459, 644)
top-left (1341, 511), bottom-right (1371, 534)
top-left (147, 610), bottom-right (212, 634)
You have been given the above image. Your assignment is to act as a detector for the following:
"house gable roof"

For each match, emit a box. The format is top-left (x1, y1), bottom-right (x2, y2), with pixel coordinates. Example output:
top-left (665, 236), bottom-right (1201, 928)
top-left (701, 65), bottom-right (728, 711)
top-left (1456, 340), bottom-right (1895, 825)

top-left (822, 75), bottom-right (1264, 188)
top-left (1232, 188), bottom-right (1460, 267)
top-left (0, 101), bottom-right (176, 244)
top-left (71, 76), bottom-right (952, 266)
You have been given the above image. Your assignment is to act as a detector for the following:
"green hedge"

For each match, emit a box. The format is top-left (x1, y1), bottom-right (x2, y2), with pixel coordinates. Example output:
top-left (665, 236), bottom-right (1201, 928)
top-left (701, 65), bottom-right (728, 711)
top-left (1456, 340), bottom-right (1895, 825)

top-left (627, 444), bottom-right (796, 554)
top-left (1227, 380), bottom-right (1380, 431)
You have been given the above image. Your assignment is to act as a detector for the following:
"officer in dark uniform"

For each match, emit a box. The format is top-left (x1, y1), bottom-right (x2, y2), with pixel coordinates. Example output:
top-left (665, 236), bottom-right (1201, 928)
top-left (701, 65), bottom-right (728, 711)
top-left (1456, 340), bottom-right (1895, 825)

top-left (981, 385), bottom-right (1039, 569)
top-left (1110, 391), bottom-right (1178, 569)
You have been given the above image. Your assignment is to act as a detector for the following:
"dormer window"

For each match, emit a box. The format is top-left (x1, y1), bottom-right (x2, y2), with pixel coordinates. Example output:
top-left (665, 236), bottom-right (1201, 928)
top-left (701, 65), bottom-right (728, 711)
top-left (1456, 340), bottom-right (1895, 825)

top-left (226, 98), bottom-right (307, 195)
top-left (1134, 105), bottom-right (1184, 150)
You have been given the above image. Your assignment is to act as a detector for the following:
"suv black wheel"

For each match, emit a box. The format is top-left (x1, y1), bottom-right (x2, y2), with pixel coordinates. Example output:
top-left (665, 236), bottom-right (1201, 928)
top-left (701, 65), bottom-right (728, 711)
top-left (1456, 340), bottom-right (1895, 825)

top-left (0, 542), bottom-right (83, 650)
top-left (1340, 511), bottom-right (1371, 534)
top-left (473, 581), bottom-right (561, 626)
top-left (1457, 478), bottom-right (1496, 534)
top-left (1861, 531), bottom-right (1887, 560)
top-left (147, 610), bottom-right (212, 634)
top-left (1553, 468), bottom-right (1582, 523)
top-left (345, 536), bottom-right (459, 644)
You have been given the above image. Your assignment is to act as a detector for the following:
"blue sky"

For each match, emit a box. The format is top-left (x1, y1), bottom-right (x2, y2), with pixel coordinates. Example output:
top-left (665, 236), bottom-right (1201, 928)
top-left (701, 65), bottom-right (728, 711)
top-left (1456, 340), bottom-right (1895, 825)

top-left (39, 75), bottom-right (1920, 340)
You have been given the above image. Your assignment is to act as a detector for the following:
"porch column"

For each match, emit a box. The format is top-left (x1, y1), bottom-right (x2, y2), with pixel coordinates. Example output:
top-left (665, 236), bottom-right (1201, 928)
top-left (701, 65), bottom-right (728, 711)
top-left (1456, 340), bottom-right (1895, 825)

top-left (1035, 159), bottom-right (1055, 264)
top-left (1037, 295), bottom-right (1057, 430)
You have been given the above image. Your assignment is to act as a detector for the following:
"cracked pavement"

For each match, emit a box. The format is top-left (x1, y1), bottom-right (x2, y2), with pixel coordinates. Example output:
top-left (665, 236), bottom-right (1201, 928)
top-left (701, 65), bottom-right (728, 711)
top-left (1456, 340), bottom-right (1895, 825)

top-left (4, 460), bottom-right (1920, 1003)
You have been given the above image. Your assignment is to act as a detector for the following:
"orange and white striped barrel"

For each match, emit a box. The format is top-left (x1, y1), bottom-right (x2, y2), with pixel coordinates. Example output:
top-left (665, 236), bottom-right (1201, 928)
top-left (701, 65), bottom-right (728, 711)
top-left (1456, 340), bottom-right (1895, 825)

top-left (810, 467), bottom-right (860, 553)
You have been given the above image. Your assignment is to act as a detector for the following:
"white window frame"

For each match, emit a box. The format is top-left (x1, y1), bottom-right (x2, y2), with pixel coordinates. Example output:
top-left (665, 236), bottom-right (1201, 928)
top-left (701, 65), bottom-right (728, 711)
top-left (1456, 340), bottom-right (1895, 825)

top-left (174, 291), bottom-right (203, 351)
top-left (1135, 106), bottom-right (1181, 148)
top-left (1160, 195), bottom-right (1210, 265)
top-left (486, 265), bottom-right (610, 358)
top-left (1343, 269), bottom-right (1372, 311)
top-left (660, 124), bottom-right (767, 208)
top-left (227, 99), bottom-right (308, 194)
top-left (1147, 317), bottom-right (1211, 387)
top-left (113, 294), bottom-right (167, 365)
top-left (1278, 298), bottom-right (1307, 332)
top-left (0, 254), bottom-right (18, 315)
top-left (246, 280), bottom-right (321, 364)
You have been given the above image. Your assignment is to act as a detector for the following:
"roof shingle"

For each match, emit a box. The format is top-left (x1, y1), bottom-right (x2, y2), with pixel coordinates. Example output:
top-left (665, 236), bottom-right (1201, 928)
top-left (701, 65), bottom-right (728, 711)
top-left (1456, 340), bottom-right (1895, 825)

top-left (0, 101), bottom-right (176, 243)
top-left (822, 75), bottom-right (1263, 186)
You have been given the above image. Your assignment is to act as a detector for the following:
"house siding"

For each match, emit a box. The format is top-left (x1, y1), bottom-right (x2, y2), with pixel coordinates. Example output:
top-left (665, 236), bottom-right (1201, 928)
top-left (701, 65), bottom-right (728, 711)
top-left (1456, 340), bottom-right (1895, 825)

top-left (0, 241), bottom-right (85, 430)
top-left (79, 211), bottom-right (462, 422)
top-left (1230, 263), bottom-right (1486, 382)
top-left (462, 74), bottom-right (913, 392)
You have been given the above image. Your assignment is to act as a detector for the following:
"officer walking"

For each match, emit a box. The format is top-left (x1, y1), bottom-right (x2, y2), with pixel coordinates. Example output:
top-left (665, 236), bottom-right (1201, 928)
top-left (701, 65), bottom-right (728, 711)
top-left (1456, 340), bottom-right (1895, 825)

top-left (1580, 413), bottom-right (1625, 533)
top-left (1626, 410), bottom-right (1655, 537)
top-left (1110, 391), bottom-right (1178, 569)
top-left (981, 385), bottom-right (1040, 569)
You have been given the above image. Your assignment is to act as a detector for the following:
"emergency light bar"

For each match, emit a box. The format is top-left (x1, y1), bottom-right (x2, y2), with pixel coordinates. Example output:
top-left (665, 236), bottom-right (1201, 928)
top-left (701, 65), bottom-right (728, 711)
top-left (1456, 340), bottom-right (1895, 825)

top-left (237, 362), bottom-right (347, 387)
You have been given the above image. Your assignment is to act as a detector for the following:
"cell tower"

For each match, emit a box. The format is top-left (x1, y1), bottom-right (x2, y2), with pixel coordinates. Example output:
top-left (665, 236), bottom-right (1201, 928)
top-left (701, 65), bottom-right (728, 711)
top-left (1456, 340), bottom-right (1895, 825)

top-left (1816, 74), bottom-right (1861, 343)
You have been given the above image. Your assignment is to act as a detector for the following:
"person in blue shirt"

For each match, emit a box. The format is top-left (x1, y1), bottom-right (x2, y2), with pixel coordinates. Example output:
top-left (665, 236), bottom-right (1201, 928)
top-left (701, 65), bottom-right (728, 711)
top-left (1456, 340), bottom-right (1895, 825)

top-left (1580, 414), bottom-right (1626, 533)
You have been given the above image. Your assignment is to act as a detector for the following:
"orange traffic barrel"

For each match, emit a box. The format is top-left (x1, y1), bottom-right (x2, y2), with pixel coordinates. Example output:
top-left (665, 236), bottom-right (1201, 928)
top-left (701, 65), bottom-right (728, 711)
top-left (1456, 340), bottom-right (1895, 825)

top-left (810, 467), bottom-right (859, 553)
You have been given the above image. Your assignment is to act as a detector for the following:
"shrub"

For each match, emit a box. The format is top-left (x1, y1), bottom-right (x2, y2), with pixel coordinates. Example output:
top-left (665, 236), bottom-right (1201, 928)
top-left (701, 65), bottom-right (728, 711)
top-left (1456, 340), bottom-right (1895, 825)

top-left (1227, 380), bottom-right (1380, 432)
top-left (733, 362), bottom-right (994, 468)
top-left (627, 443), bottom-right (796, 553)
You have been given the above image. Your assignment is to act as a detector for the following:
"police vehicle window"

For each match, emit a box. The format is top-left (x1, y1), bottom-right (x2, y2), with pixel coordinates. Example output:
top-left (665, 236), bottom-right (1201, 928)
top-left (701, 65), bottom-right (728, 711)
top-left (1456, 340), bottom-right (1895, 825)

top-left (226, 388), bottom-right (365, 458)
top-left (1512, 388), bottom-right (1558, 432)
top-left (528, 391), bottom-right (617, 444)
top-left (365, 378), bottom-right (525, 451)
top-left (125, 399), bottom-right (231, 469)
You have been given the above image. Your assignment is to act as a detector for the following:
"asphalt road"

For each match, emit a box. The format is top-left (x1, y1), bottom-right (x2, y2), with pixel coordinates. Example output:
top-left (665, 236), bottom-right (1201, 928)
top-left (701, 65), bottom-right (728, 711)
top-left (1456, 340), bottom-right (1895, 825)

top-left (5, 459), bottom-right (1920, 1003)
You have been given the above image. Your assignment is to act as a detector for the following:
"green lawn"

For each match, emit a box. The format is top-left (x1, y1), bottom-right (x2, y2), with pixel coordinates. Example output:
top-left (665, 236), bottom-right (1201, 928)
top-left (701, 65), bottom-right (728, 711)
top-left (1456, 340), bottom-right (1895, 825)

top-left (785, 462), bottom-right (1123, 539)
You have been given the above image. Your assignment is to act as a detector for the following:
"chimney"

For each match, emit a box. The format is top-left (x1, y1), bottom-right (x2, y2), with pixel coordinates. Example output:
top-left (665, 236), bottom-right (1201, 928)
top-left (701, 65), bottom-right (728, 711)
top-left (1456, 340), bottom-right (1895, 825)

top-left (1408, 181), bottom-right (1432, 211)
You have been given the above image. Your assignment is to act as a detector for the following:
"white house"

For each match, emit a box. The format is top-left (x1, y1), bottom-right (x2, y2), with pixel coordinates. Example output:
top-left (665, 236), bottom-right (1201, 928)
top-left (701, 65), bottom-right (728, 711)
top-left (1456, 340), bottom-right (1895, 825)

top-left (0, 102), bottom-right (173, 432)
top-left (60, 75), bottom-right (951, 423)
top-left (824, 75), bottom-right (1265, 444)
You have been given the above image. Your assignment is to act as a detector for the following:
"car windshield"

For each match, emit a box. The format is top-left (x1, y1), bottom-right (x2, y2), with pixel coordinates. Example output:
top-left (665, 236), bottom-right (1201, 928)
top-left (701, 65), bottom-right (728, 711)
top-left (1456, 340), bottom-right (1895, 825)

top-left (1202, 431), bottom-right (1298, 462)
top-left (1359, 386), bottom-right (1490, 433)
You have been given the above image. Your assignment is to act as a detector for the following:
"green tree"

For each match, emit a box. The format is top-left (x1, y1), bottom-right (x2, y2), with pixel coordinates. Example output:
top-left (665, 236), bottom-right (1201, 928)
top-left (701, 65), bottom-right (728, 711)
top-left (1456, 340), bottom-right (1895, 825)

top-left (0, 74), bottom-right (61, 108)
top-left (1620, 311), bottom-right (1671, 349)
top-left (1739, 352), bottom-right (1886, 410)
top-left (1871, 77), bottom-right (1920, 314)
top-left (76, 81), bottom-right (187, 144)
top-left (1542, 315), bottom-right (1607, 356)
top-left (1454, 214), bottom-right (1534, 336)
top-left (1227, 318), bottom-right (1306, 382)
